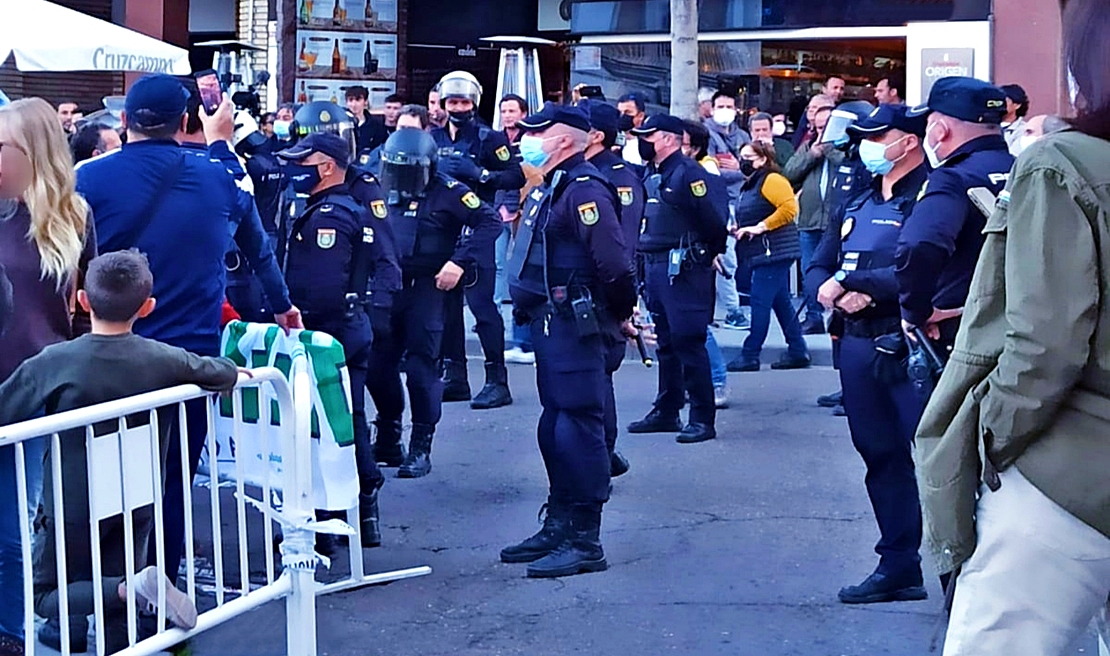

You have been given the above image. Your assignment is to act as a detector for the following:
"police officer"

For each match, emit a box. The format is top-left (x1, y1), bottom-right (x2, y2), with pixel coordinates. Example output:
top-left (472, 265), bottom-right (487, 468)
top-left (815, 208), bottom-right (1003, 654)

top-left (277, 131), bottom-right (401, 549)
top-left (581, 99), bottom-right (646, 476)
top-left (432, 71), bottom-right (525, 409)
top-left (367, 127), bottom-right (502, 479)
top-left (806, 104), bottom-right (931, 604)
top-left (499, 104), bottom-right (637, 578)
top-left (625, 115), bottom-right (729, 444)
top-left (896, 77), bottom-right (1015, 355)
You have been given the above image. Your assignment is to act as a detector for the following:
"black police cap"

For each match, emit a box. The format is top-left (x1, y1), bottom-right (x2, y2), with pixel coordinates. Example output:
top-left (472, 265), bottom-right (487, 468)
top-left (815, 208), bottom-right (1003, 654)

top-left (908, 76), bottom-right (1007, 125)
top-left (276, 132), bottom-right (351, 167)
top-left (518, 102), bottom-right (591, 133)
top-left (579, 99), bottom-right (620, 136)
top-left (629, 114), bottom-right (685, 137)
top-left (849, 103), bottom-right (928, 138)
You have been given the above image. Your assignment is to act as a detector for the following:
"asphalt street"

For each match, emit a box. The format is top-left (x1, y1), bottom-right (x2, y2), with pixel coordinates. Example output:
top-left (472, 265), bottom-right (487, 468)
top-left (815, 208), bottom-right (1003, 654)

top-left (181, 360), bottom-right (1100, 656)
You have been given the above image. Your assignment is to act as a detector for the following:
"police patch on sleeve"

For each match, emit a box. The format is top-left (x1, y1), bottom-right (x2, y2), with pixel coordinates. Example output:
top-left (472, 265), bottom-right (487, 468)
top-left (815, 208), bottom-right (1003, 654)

top-left (370, 199), bottom-right (387, 219)
top-left (363, 227), bottom-right (375, 243)
top-left (578, 202), bottom-right (599, 226)
top-left (495, 145), bottom-right (511, 162)
top-left (690, 180), bottom-right (707, 197)
top-left (461, 192), bottom-right (481, 209)
top-left (317, 228), bottom-right (336, 249)
top-left (617, 187), bottom-right (634, 206)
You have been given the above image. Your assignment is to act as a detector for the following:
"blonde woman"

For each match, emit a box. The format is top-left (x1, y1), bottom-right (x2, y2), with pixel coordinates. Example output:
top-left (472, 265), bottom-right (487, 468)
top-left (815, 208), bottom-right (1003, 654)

top-left (0, 97), bottom-right (95, 655)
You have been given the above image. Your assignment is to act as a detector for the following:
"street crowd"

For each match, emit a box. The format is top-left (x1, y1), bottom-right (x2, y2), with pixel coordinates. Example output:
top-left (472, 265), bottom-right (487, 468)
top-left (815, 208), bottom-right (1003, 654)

top-left (0, 0), bottom-right (1109, 653)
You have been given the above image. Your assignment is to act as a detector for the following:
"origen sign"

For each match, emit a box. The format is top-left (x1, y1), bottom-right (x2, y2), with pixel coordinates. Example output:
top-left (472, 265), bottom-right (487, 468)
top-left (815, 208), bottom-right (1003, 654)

top-left (920, 48), bottom-right (975, 100)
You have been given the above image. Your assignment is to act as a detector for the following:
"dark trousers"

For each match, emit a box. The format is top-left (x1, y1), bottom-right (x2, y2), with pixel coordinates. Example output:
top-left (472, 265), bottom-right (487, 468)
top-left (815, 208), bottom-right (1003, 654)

top-left (839, 334), bottom-right (925, 576)
top-left (742, 260), bottom-right (809, 361)
top-left (532, 313), bottom-right (610, 503)
top-left (643, 259), bottom-right (716, 426)
top-left (798, 229), bottom-right (826, 322)
top-left (442, 267), bottom-right (505, 368)
top-left (152, 397), bottom-right (208, 583)
top-left (346, 345), bottom-right (385, 491)
top-left (366, 277), bottom-right (448, 426)
top-left (602, 335), bottom-right (626, 456)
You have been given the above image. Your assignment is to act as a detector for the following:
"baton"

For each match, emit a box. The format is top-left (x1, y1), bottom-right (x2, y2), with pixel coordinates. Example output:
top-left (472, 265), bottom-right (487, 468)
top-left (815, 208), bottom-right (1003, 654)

top-left (633, 327), bottom-right (654, 368)
top-left (913, 327), bottom-right (945, 376)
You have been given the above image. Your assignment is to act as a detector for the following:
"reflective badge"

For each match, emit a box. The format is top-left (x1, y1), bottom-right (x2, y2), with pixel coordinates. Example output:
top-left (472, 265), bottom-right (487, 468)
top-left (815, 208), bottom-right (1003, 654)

top-left (360, 153), bottom-right (370, 166)
top-left (617, 187), bottom-right (634, 206)
top-left (363, 227), bottom-right (375, 243)
top-left (370, 199), bottom-right (387, 219)
top-left (578, 202), bottom-right (599, 226)
top-left (841, 217), bottom-right (855, 240)
top-left (409, 201), bottom-right (419, 210)
top-left (462, 192), bottom-right (481, 209)
top-left (917, 180), bottom-right (929, 202)
top-left (690, 180), bottom-right (707, 197)
top-left (495, 145), bottom-right (510, 162)
top-left (320, 110), bottom-right (331, 123)
top-left (317, 228), bottom-right (336, 249)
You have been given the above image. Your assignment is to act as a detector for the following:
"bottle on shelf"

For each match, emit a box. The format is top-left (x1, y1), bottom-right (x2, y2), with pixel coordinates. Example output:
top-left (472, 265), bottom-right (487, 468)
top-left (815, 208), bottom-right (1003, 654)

top-left (363, 40), bottom-right (378, 75)
top-left (299, 0), bottom-right (309, 23)
top-left (332, 0), bottom-right (342, 25)
top-left (331, 39), bottom-right (341, 75)
top-left (298, 38), bottom-right (308, 69)
top-left (364, 0), bottom-right (377, 26)
top-left (297, 81), bottom-right (308, 104)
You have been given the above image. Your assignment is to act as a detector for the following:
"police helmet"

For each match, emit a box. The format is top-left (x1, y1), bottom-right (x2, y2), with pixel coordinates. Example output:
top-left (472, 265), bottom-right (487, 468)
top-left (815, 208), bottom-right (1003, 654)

top-left (379, 128), bottom-right (439, 202)
top-left (232, 109), bottom-right (269, 156)
top-left (291, 100), bottom-right (357, 162)
top-left (437, 71), bottom-right (483, 107)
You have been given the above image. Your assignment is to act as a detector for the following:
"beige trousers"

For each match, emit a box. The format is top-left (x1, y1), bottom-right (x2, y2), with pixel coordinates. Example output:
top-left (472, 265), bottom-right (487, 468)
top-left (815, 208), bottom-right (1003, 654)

top-left (944, 467), bottom-right (1110, 655)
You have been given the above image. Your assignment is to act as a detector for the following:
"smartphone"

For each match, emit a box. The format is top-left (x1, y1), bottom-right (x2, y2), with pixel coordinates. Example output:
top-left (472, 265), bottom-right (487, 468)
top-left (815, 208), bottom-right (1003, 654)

top-left (579, 85), bottom-right (604, 100)
top-left (193, 69), bottom-right (223, 115)
top-left (967, 187), bottom-right (998, 219)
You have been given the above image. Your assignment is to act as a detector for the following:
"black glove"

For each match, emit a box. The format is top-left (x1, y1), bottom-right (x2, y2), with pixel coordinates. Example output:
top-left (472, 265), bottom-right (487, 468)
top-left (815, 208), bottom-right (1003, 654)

top-left (512, 308), bottom-right (531, 327)
top-left (603, 275), bottom-right (638, 323)
top-left (440, 155), bottom-right (483, 183)
top-left (369, 305), bottom-right (394, 346)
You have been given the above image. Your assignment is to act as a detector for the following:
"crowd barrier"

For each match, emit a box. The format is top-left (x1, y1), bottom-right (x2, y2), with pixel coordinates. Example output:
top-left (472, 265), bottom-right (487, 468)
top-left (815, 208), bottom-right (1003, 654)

top-left (0, 361), bottom-right (429, 656)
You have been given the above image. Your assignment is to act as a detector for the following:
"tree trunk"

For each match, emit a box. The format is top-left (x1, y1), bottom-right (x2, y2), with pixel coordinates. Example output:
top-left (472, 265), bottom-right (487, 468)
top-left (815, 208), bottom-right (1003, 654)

top-left (669, 0), bottom-right (698, 119)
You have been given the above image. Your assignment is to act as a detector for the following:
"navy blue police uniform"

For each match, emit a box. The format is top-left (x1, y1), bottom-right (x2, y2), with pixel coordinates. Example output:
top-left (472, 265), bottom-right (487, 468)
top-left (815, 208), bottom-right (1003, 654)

top-left (367, 170), bottom-right (501, 477)
top-left (226, 145), bottom-right (289, 321)
top-left (278, 134), bottom-right (401, 544)
top-left (626, 115), bottom-right (729, 444)
top-left (896, 77), bottom-right (1016, 355)
top-left (501, 105), bottom-right (637, 578)
top-left (433, 116), bottom-right (526, 406)
top-left (582, 100), bottom-right (647, 474)
top-left (808, 108), bottom-right (933, 604)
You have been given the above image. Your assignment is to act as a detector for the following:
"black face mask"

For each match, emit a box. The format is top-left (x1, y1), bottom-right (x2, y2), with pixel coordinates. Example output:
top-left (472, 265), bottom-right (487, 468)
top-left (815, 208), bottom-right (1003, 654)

top-left (617, 114), bottom-right (635, 133)
top-left (739, 159), bottom-right (758, 177)
top-left (447, 110), bottom-right (475, 126)
top-left (637, 138), bottom-right (656, 163)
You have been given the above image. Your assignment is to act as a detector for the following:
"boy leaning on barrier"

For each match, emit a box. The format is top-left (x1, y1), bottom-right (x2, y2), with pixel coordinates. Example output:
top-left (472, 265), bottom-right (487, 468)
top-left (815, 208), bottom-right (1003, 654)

top-left (0, 250), bottom-right (240, 654)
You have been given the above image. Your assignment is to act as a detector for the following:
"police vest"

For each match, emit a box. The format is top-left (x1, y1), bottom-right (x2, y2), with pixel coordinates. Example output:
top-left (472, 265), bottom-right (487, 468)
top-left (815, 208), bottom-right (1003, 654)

top-left (639, 165), bottom-right (699, 253)
top-left (389, 190), bottom-right (461, 266)
top-left (839, 189), bottom-right (916, 319)
top-left (734, 169), bottom-right (801, 267)
top-left (289, 192), bottom-right (369, 303)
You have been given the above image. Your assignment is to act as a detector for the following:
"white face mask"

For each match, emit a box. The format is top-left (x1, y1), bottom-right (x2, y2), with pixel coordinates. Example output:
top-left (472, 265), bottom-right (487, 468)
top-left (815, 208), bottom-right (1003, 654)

top-left (772, 120), bottom-right (786, 137)
top-left (1017, 134), bottom-right (1038, 155)
top-left (923, 120), bottom-right (944, 169)
top-left (712, 107), bottom-right (737, 127)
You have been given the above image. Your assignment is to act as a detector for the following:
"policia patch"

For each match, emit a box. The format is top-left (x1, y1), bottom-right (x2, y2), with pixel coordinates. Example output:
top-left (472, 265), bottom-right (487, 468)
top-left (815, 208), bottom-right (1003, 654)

top-left (461, 192), bottom-right (481, 209)
top-left (617, 187), bottom-right (634, 206)
top-left (690, 180), bottom-right (707, 197)
top-left (495, 145), bottom-right (511, 162)
top-left (317, 228), bottom-right (336, 249)
top-left (578, 202), bottom-right (599, 226)
top-left (370, 199), bottom-right (388, 219)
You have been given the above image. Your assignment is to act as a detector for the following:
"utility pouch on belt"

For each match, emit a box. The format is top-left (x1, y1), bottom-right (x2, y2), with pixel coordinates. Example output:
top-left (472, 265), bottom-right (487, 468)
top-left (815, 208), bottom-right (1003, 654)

top-left (344, 293), bottom-right (360, 319)
top-left (572, 295), bottom-right (600, 338)
top-left (668, 247), bottom-right (687, 278)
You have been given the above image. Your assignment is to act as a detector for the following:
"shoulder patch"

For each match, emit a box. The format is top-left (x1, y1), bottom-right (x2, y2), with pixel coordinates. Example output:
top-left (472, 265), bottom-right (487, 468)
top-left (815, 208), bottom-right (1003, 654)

top-left (690, 179), bottom-right (707, 197)
top-left (362, 226), bottom-right (375, 243)
top-left (495, 145), bottom-right (511, 162)
top-left (577, 202), bottom-right (599, 226)
top-left (370, 199), bottom-right (387, 219)
top-left (461, 191), bottom-right (481, 209)
top-left (317, 228), bottom-right (336, 249)
top-left (617, 186), bottom-right (634, 206)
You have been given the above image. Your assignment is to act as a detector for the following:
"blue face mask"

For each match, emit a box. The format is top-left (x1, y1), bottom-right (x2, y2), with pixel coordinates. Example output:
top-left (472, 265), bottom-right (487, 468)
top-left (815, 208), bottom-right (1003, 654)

top-left (519, 134), bottom-right (553, 169)
top-left (858, 135), bottom-right (909, 176)
top-left (286, 163), bottom-right (323, 194)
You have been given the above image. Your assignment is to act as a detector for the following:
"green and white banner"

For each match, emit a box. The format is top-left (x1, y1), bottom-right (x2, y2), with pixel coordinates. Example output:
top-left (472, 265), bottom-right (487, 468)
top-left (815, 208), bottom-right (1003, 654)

top-left (202, 321), bottom-right (359, 511)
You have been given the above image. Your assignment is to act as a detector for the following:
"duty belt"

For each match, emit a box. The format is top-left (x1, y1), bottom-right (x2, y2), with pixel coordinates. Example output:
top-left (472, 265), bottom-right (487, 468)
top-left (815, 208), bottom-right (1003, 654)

top-left (843, 316), bottom-right (902, 339)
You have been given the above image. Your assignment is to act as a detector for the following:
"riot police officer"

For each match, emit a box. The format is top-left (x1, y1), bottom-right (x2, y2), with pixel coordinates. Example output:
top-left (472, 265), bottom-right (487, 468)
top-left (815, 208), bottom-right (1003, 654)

top-left (806, 104), bottom-right (931, 604)
top-left (277, 131), bottom-right (401, 549)
top-left (896, 77), bottom-right (1015, 355)
top-left (367, 128), bottom-right (502, 479)
top-left (625, 115), bottom-right (729, 444)
top-left (432, 70), bottom-right (525, 409)
top-left (581, 99), bottom-right (646, 476)
top-left (500, 104), bottom-right (637, 578)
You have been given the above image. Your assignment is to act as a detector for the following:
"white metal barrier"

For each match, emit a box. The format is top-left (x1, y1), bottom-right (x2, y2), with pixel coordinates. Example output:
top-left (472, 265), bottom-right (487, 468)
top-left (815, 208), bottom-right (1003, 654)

top-left (0, 364), bottom-right (428, 656)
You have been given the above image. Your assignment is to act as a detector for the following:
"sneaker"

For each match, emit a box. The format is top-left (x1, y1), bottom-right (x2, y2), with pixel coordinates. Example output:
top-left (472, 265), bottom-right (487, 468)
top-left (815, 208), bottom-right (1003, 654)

top-left (713, 385), bottom-right (729, 409)
top-left (722, 311), bottom-right (749, 330)
top-left (504, 347), bottom-right (535, 365)
top-left (129, 566), bottom-right (199, 630)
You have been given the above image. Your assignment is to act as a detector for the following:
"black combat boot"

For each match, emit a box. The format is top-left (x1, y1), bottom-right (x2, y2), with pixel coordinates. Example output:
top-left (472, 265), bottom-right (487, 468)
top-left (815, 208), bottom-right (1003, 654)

top-left (314, 509), bottom-right (342, 559)
top-left (442, 359), bottom-right (472, 402)
top-left (358, 479), bottom-right (384, 548)
top-left (397, 423), bottom-right (434, 478)
top-left (626, 408), bottom-right (682, 434)
top-left (471, 362), bottom-right (512, 409)
top-left (527, 503), bottom-right (608, 578)
top-left (372, 417), bottom-right (405, 467)
top-left (500, 498), bottom-right (570, 563)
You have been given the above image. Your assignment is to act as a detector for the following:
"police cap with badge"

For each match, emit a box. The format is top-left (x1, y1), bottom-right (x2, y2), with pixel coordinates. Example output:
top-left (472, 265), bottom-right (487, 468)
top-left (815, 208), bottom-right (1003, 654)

top-left (629, 114), bottom-right (686, 138)
top-left (907, 76), bottom-right (1007, 124)
top-left (849, 104), bottom-right (928, 138)
top-left (517, 102), bottom-right (592, 134)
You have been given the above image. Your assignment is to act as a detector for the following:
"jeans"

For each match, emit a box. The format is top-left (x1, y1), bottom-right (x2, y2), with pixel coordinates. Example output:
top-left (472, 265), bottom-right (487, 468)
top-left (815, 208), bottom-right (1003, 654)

top-left (742, 261), bottom-right (809, 361)
top-left (706, 329), bottom-right (727, 387)
top-left (0, 438), bottom-right (45, 641)
top-left (798, 229), bottom-right (825, 322)
top-left (511, 322), bottom-right (533, 352)
top-left (494, 224), bottom-right (512, 304)
top-left (715, 236), bottom-right (741, 316)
